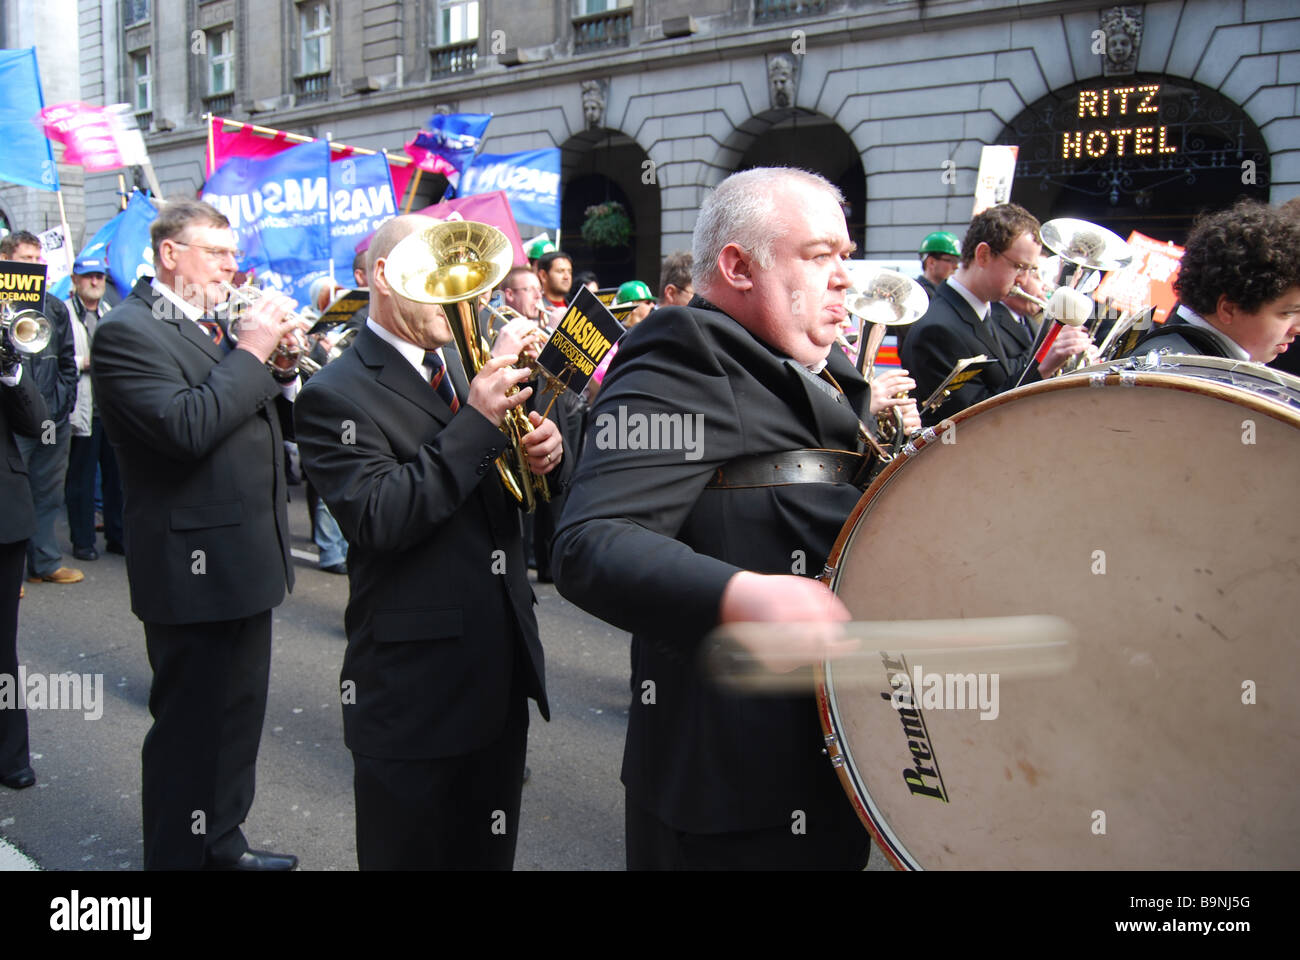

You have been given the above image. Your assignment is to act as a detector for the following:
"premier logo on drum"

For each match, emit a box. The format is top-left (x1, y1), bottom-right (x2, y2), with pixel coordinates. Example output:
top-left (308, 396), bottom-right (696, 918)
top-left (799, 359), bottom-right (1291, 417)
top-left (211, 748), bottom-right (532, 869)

top-left (879, 654), bottom-right (950, 802)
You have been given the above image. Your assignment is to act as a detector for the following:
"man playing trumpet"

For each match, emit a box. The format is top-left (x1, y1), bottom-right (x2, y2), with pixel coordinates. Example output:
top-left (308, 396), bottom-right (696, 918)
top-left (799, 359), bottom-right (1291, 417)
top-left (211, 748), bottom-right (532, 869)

top-left (92, 199), bottom-right (306, 870)
top-left (294, 215), bottom-right (561, 870)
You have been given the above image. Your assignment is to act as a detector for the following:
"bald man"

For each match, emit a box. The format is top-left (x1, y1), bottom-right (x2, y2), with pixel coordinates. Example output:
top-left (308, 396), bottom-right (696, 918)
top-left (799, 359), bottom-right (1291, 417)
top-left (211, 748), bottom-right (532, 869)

top-left (294, 215), bottom-right (562, 870)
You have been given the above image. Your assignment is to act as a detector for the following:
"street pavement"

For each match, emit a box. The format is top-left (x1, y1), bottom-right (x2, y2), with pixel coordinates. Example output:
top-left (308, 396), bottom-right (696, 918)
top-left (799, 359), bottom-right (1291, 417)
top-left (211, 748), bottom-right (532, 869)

top-left (0, 484), bottom-right (887, 872)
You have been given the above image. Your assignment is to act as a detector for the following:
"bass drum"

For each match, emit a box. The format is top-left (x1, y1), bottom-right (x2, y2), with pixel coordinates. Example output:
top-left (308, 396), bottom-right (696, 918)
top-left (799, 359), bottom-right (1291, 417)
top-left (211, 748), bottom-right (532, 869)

top-left (817, 356), bottom-right (1300, 869)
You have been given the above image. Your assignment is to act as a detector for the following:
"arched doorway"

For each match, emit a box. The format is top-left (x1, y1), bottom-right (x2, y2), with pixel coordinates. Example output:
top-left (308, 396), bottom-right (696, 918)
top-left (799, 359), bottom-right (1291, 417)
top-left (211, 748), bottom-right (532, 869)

top-left (998, 76), bottom-right (1271, 244)
top-left (561, 129), bottom-right (660, 291)
top-left (726, 110), bottom-right (866, 253)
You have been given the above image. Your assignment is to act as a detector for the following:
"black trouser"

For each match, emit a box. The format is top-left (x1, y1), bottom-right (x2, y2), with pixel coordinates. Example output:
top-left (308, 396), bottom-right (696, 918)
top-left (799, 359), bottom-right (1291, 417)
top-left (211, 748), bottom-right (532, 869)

top-left (140, 612), bottom-right (272, 870)
top-left (0, 539), bottom-right (29, 777)
top-left (65, 416), bottom-right (124, 551)
top-left (624, 793), bottom-right (872, 871)
top-left (352, 678), bottom-right (530, 871)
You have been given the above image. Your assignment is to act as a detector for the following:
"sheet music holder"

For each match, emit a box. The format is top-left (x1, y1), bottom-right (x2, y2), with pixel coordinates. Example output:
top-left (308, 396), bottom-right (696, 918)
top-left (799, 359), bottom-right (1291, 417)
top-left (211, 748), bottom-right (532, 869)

top-left (307, 288), bottom-right (369, 335)
top-left (920, 356), bottom-right (999, 413)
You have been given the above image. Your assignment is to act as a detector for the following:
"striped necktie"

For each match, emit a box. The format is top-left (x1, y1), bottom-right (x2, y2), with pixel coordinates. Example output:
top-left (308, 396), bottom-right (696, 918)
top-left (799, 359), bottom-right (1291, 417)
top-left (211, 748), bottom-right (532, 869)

top-left (196, 318), bottom-right (233, 354)
top-left (423, 350), bottom-right (460, 413)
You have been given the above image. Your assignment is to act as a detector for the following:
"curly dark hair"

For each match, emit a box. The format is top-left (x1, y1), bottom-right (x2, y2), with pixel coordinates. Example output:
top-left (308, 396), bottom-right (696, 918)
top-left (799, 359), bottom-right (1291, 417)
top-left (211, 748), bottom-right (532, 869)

top-left (1174, 200), bottom-right (1300, 315)
top-left (960, 203), bottom-right (1040, 266)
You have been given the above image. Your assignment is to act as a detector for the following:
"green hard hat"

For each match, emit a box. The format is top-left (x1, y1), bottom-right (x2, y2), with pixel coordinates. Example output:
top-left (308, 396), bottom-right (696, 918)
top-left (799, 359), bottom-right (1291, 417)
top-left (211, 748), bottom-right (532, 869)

top-left (919, 231), bottom-right (961, 258)
top-left (526, 238), bottom-right (556, 259)
top-left (614, 280), bottom-right (655, 305)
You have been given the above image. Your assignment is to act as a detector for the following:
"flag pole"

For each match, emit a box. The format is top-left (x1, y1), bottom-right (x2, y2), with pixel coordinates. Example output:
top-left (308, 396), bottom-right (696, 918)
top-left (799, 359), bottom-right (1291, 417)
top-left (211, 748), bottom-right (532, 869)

top-left (205, 113), bottom-right (216, 176)
top-left (117, 173), bottom-right (128, 210)
top-left (54, 187), bottom-right (75, 278)
top-left (403, 168), bottom-right (423, 214)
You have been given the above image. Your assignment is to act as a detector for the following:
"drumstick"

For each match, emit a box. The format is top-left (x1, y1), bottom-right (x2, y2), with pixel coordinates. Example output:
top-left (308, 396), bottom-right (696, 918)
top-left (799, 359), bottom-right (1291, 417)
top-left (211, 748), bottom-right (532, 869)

top-left (707, 615), bottom-right (1076, 693)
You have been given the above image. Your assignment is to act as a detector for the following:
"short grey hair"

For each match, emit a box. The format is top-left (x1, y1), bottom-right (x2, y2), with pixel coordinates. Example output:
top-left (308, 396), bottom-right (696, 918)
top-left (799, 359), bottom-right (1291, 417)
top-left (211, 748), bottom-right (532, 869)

top-left (691, 167), bottom-right (844, 292)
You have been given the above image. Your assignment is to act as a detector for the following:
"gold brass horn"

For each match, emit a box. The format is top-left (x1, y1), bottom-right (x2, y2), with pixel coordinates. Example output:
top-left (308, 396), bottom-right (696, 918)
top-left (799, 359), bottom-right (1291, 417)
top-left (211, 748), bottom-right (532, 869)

top-left (384, 220), bottom-right (549, 513)
top-left (1, 301), bottom-right (52, 356)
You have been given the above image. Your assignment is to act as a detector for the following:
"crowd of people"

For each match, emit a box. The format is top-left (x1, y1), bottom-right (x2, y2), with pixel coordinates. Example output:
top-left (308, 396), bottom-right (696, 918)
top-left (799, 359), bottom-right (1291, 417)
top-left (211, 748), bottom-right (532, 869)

top-left (1, 170), bottom-right (1298, 869)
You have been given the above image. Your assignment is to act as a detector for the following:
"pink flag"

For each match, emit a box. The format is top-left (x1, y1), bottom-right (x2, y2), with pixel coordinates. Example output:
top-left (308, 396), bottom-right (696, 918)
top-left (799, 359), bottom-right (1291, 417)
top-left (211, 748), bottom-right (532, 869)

top-left (404, 138), bottom-right (458, 177)
top-left (38, 102), bottom-right (129, 171)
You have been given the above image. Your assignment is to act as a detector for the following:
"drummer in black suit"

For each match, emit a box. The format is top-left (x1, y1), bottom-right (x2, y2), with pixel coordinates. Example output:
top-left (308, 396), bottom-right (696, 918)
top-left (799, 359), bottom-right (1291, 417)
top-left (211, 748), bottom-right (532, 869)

top-left (553, 167), bottom-right (876, 870)
top-left (902, 204), bottom-right (1093, 426)
top-left (1130, 200), bottom-right (1300, 363)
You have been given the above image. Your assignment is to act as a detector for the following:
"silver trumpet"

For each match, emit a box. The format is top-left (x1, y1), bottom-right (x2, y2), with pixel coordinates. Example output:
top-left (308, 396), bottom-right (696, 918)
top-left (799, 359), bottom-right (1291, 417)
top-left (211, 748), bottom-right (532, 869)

top-left (1, 300), bottom-right (52, 358)
top-left (219, 282), bottom-right (320, 380)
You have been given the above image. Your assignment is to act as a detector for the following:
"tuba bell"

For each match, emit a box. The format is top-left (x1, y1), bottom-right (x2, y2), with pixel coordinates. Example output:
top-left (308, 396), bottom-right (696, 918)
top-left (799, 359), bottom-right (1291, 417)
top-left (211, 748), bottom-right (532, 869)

top-left (383, 219), bottom-right (549, 513)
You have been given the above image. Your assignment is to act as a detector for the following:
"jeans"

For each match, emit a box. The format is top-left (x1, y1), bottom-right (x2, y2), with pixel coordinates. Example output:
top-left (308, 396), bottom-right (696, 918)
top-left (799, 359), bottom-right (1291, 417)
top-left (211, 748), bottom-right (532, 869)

top-left (15, 419), bottom-right (72, 577)
top-left (314, 498), bottom-right (348, 568)
top-left (65, 416), bottom-right (125, 551)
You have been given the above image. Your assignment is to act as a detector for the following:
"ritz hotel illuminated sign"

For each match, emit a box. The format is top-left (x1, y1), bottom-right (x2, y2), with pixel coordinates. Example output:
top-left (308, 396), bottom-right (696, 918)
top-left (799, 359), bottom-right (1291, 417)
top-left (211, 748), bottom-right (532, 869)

top-left (1060, 84), bottom-right (1177, 159)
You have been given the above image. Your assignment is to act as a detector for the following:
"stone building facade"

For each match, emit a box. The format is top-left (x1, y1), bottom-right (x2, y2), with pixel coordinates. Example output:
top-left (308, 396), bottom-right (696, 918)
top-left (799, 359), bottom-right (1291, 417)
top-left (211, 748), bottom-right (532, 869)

top-left (8, 0), bottom-right (1297, 291)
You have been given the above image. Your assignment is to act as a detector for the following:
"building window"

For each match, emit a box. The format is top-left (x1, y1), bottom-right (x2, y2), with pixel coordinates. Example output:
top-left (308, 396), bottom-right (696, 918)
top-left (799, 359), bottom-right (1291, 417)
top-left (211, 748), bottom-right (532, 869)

top-left (753, 0), bottom-right (827, 24)
top-left (208, 27), bottom-right (234, 95)
top-left (123, 0), bottom-right (150, 27)
top-left (573, 1), bottom-right (632, 53)
top-left (437, 0), bottom-right (479, 45)
top-left (299, 1), bottom-right (331, 76)
top-left (132, 50), bottom-right (152, 113)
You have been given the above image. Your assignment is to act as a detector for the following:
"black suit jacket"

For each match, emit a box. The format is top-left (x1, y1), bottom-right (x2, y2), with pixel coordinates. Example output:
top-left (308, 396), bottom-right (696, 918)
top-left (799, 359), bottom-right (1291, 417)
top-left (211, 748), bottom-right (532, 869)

top-left (0, 369), bottom-right (47, 544)
top-left (91, 278), bottom-right (294, 624)
top-left (552, 301), bottom-right (872, 834)
top-left (1127, 317), bottom-right (1233, 360)
top-left (293, 326), bottom-right (548, 760)
top-left (902, 280), bottom-right (1041, 426)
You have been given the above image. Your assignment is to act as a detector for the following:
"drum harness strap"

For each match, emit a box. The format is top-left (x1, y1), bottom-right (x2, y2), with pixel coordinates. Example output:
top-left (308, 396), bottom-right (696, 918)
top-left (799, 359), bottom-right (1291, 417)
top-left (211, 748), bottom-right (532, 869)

top-left (705, 447), bottom-right (874, 490)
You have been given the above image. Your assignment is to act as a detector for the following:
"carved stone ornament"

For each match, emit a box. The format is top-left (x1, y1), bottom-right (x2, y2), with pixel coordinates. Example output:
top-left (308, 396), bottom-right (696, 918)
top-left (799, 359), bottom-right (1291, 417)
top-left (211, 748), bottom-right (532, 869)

top-left (580, 79), bottom-right (607, 130)
top-left (768, 54), bottom-right (797, 110)
top-left (1100, 6), bottom-right (1143, 77)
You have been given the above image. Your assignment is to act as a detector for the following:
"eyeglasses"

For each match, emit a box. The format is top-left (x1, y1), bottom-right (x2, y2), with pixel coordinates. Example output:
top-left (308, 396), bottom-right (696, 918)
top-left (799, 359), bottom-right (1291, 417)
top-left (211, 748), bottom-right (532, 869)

top-left (172, 241), bottom-right (244, 262)
top-left (997, 251), bottom-right (1036, 275)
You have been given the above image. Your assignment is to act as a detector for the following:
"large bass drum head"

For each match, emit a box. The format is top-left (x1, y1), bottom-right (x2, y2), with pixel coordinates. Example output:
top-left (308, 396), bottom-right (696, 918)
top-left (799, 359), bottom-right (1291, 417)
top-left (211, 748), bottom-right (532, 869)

top-left (821, 370), bottom-right (1300, 869)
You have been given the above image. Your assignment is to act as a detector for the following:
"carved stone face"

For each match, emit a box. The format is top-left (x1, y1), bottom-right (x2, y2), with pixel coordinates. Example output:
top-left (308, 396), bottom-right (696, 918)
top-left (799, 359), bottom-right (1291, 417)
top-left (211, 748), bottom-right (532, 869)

top-left (770, 57), bottom-right (793, 108)
top-left (582, 84), bottom-right (603, 128)
top-left (1107, 32), bottom-right (1133, 66)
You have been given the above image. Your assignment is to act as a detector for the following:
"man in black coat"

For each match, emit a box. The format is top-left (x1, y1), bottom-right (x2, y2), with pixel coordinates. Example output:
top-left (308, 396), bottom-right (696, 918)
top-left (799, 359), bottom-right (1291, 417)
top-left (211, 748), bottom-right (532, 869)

top-left (902, 204), bottom-right (1092, 427)
top-left (0, 349), bottom-right (48, 790)
top-left (92, 200), bottom-right (304, 871)
top-left (0, 231), bottom-right (80, 584)
top-left (1128, 200), bottom-right (1300, 364)
top-left (552, 168), bottom-right (876, 870)
top-left (294, 214), bottom-right (561, 870)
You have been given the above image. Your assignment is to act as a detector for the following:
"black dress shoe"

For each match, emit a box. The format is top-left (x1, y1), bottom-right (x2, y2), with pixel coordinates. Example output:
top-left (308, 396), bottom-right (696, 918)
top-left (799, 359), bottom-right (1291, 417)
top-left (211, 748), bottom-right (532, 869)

top-left (1, 766), bottom-right (36, 790)
top-left (73, 547), bottom-right (99, 561)
top-left (105, 542), bottom-right (126, 556)
top-left (205, 849), bottom-right (298, 871)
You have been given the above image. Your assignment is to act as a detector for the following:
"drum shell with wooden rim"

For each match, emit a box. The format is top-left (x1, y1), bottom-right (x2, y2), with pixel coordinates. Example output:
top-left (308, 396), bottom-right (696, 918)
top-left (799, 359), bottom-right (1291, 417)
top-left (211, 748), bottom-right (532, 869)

top-left (817, 360), bottom-right (1300, 869)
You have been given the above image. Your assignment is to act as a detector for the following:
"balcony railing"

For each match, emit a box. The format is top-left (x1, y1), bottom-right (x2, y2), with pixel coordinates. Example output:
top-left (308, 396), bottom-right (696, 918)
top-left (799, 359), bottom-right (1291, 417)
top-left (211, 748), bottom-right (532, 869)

top-left (754, 0), bottom-right (827, 23)
top-left (134, 110), bottom-right (152, 130)
top-left (294, 71), bottom-right (331, 104)
top-left (204, 92), bottom-right (235, 115)
top-left (573, 9), bottom-right (632, 53)
top-left (430, 39), bottom-right (478, 78)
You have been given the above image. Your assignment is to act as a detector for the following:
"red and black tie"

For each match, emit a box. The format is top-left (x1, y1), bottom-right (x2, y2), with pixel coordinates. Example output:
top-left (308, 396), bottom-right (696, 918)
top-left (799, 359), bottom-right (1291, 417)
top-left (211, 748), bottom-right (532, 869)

top-left (423, 350), bottom-right (460, 413)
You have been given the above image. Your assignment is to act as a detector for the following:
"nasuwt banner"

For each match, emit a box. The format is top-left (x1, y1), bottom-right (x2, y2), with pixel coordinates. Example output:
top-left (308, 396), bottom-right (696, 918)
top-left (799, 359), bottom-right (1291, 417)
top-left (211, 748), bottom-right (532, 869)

top-left (328, 152), bottom-right (397, 286)
top-left (38, 101), bottom-right (148, 172)
top-left (0, 47), bottom-right (58, 191)
top-left (201, 140), bottom-right (333, 305)
top-left (206, 116), bottom-right (417, 216)
top-left (460, 148), bottom-right (561, 230)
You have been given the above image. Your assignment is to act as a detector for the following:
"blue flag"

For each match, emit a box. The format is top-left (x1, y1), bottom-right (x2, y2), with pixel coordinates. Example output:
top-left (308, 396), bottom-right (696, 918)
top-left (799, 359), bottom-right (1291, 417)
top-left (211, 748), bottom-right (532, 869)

top-left (201, 140), bottom-right (332, 306)
top-left (0, 48), bottom-right (59, 192)
top-left (410, 112), bottom-right (492, 179)
top-left (460, 149), bottom-right (561, 230)
top-left (329, 153), bottom-right (396, 287)
top-left (106, 191), bottom-right (158, 298)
